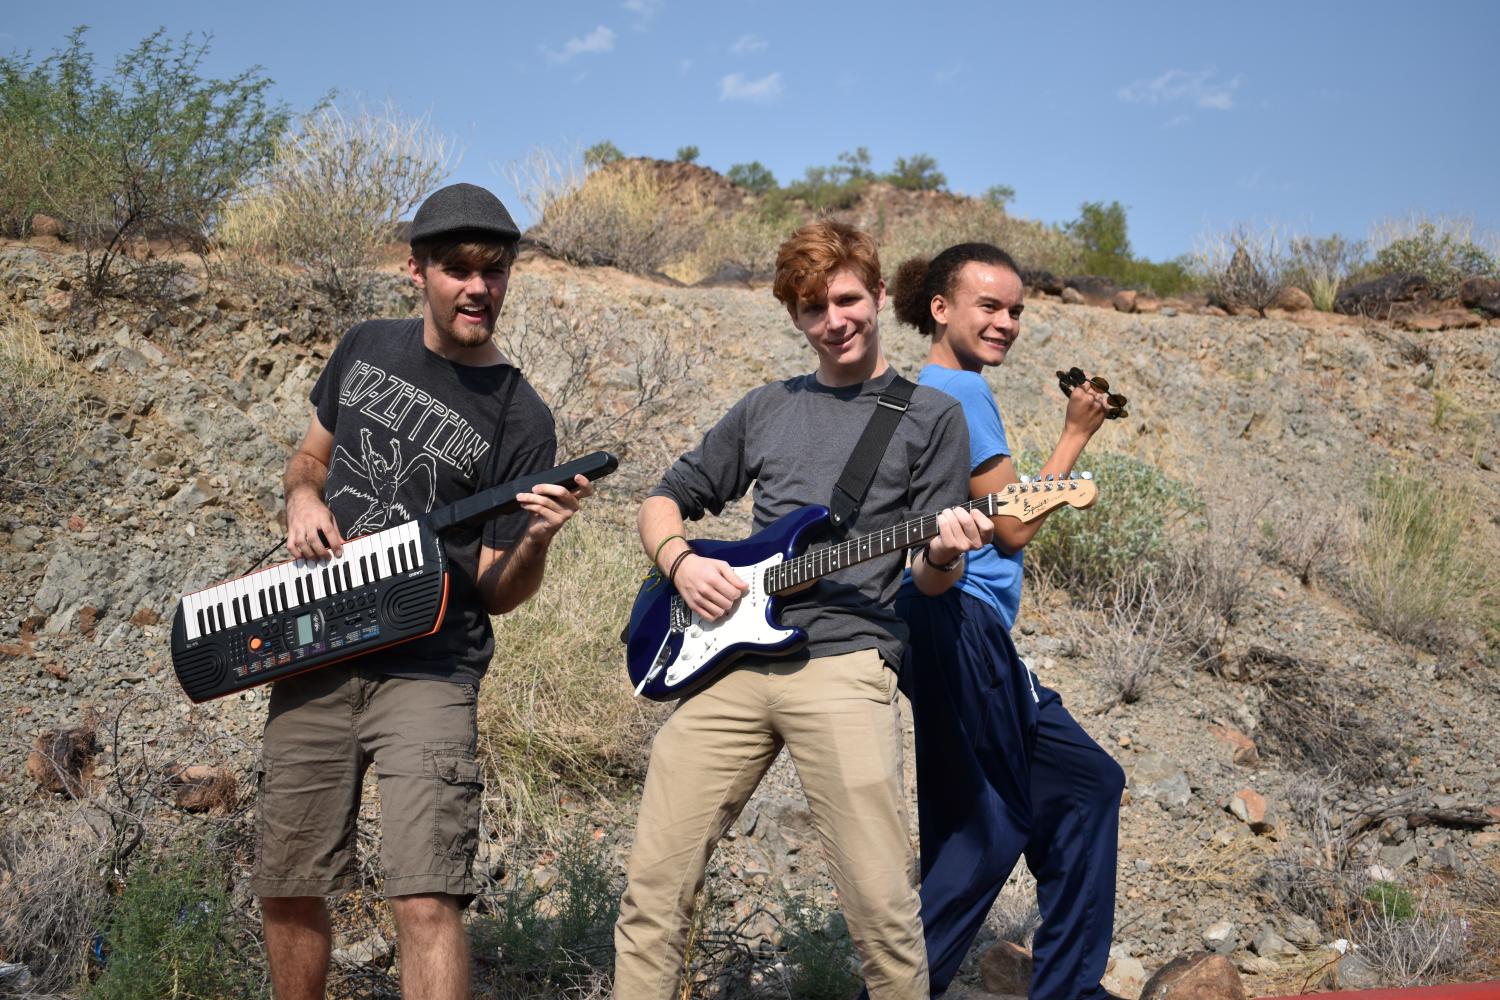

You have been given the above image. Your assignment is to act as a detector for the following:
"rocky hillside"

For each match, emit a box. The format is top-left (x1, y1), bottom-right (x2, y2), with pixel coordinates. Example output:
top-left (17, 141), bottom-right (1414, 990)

top-left (2, 240), bottom-right (1498, 998)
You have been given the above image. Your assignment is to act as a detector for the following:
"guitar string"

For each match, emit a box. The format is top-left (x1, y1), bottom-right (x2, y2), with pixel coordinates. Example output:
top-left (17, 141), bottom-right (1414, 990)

top-left (766, 483), bottom-right (1085, 593)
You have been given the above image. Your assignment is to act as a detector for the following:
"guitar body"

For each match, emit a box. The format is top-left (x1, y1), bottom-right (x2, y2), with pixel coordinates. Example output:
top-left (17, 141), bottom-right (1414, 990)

top-left (625, 505), bottom-right (829, 701)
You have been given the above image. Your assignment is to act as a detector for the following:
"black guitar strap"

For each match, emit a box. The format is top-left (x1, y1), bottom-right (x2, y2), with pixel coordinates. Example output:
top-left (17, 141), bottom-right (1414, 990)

top-left (827, 375), bottom-right (916, 535)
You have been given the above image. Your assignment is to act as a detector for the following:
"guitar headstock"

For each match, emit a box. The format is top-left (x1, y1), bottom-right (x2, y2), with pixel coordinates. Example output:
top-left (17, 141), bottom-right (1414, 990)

top-left (988, 473), bottom-right (1098, 523)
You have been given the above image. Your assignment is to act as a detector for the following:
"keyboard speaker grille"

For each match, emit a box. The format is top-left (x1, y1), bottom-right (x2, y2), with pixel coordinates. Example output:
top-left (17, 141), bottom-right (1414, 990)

top-left (382, 576), bottom-right (443, 633)
top-left (173, 644), bottom-right (225, 702)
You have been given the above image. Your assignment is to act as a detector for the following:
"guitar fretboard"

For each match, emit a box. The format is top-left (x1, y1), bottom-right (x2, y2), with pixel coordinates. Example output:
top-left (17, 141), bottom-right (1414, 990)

top-left (763, 479), bottom-right (1086, 594)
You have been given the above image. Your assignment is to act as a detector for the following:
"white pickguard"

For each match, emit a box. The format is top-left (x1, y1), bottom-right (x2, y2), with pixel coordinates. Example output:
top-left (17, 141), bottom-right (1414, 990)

top-left (661, 552), bottom-right (794, 689)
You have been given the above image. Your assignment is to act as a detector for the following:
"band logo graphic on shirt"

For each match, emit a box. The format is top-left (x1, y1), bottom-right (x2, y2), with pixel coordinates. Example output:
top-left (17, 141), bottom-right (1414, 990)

top-left (337, 360), bottom-right (491, 477)
top-left (329, 428), bottom-right (438, 535)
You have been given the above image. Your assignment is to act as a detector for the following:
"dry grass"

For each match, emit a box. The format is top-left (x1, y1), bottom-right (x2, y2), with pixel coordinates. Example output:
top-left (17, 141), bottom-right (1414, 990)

top-left (508, 149), bottom-right (711, 276)
top-left (0, 297), bottom-right (81, 499)
top-left (1256, 655), bottom-right (1403, 786)
top-left (219, 103), bottom-right (453, 301)
top-left (1193, 223), bottom-right (1292, 315)
top-left (478, 516), bottom-right (665, 839)
top-left (1344, 468), bottom-right (1494, 651)
top-left (873, 200), bottom-right (1080, 278)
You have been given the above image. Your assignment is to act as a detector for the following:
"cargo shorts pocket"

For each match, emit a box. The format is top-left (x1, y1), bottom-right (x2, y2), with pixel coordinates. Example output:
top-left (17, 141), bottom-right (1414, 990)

top-left (426, 746), bottom-right (483, 863)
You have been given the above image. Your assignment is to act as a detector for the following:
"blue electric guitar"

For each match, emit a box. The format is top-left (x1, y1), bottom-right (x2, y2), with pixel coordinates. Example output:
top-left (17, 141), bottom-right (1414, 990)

top-left (624, 473), bottom-right (1098, 700)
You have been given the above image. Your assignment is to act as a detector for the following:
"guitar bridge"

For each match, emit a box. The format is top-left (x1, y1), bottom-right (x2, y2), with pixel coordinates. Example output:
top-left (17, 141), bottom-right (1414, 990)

top-left (669, 595), bottom-right (691, 633)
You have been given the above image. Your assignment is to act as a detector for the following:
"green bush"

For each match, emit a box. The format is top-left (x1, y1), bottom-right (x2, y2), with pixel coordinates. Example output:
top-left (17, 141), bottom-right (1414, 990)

top-left (0, 27), bottom-right (292, 296)
top-left (1287, 234), bottom-right (1367, 310)
top-left (726, 160), bottom-right (778, 195)
top-left (87, 845), bottom-right (257, 1000)
top-left (783, 147), bottom-right (874, 212)
top-left (1020, 450), bottom-right (1200, 596)
top-left (778, 892), bottom-right (859, 1000)
top-left (1371, 219), bottom-right (1498, 298)
top-left (1366, 881), bottom-right (1418, 922)
top-left (885, 153), bottom-right (947, 192)
top-left (583, 139), bottom-right (623, 167)
top-left (471, 828), bottom-right (620, 994)
top-left (675, 144), bottom-right (700, 163)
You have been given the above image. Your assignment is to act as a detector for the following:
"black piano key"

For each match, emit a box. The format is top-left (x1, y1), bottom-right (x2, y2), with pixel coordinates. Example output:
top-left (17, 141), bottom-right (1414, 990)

top-left (196, 608), bottom-right (206, 635)
top-left (241, 595), bottom-right (250, 620)
top-left (342, 563), bottom-right (353, 590)
top-left (408, 539), bottom-right (418, 568)
top-left (389, 546), bottom-right (399, 573)
top-left (322, 567), bottom-right (332, 594)
top-left (279, 581), bottom-right (290, 610)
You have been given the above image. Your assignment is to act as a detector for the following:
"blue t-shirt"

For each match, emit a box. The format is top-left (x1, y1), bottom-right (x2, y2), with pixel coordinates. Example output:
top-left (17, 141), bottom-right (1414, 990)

top-left (900, 365), bottom-right (1024, 628)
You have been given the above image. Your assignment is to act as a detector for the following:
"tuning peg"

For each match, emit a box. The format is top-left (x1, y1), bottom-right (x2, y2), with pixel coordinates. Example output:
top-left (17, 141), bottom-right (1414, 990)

top-left (1081, 471), bottom-right (1093, 480)
top-left (1068, 471), bottom-right (1079, 480)
top-left (1020, 474), bottom-right (1032, 484)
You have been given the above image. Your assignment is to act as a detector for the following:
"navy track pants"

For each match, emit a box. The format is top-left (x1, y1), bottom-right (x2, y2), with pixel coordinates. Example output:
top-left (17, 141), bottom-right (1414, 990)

top-left (894, 588), bottom-right (1125, 1000)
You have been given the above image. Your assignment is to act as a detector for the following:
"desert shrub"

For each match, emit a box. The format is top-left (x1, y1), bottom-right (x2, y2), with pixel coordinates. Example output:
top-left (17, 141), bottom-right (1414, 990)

top-left (726, 160), bottom-right (778, 195)
top-left (1345, 468), bottom-right (1493, 649)
top-left (983, 184), bottom-right (1016, 208)
top-left (472, 828), bottom-right (620, 997)
top-left (783, 147), bottom-right (875, 213)
top-left (87, 841), bottom-right (259, 1000)
top-left (496, 287), bottom-right (703, 479)
top-left (0, 27), bottom-right (292, 296)
top-left (1194, 224), bottom-right (1292, 315)
top-left (675, 144), bottom-right (700, 163)
top-left (1353, 887), bottom-right (1473, 986)
top-left (0, 810), bottom-right (113, 995)
top-left (0, 297), bottom-right (81, 499)
top-left (478, 518), bottom-right (662, 837)
top-left (884, 153), bottom-right (947, 192)
top-left (583, 139), bottom-right (623, 167)
top-left (1287, 233), bottom-right (1367, 310)
top-left (691, 209), bottom-right (788, 279)
top-left (777, 892), bottom-right (859, 1000)
top-left (874, 201), bottom-right (1081, 279)
top-left (1258, 503), bottom-right (1344, 587)
top-left (1067, 200), bottom-right (1131, 275)
top-left (1069, 562), bottom-right (1217, 704)
top-left (218, 103), bottom-right (453, 303)
top-left (1256, 653), bottom-right (1402, 785)
top-left (1021, 450), bottom-right (1200, 597)
top-left (1370, 216), bottom-right (1499, 298)
top-left (509, 149), bottom-right (709, 274)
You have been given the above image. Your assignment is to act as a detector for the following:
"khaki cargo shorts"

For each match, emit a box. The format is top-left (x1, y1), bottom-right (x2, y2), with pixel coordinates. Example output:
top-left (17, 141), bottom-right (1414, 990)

top-left (249, 665), bottom-right (482, 902)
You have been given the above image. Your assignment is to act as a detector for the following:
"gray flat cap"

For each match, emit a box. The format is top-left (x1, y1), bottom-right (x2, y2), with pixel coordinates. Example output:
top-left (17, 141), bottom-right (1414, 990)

top-left (408, 183), bottom-right (520, 244)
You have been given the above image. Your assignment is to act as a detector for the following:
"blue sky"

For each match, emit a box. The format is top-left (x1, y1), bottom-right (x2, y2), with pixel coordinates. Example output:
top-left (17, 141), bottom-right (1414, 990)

top-left (6, 1), bottom-right (1498, 261)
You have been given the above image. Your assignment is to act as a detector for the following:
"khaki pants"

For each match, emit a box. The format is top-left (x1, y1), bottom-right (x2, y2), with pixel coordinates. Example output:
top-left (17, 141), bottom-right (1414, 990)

top-left (613, 649), bottom-right (926, 999)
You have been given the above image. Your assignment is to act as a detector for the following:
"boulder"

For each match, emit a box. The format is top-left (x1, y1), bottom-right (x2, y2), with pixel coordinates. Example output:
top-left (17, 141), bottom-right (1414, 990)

top-left (1140, 953), bottom-right (1247, 1000)
top-left (1334, 272), bottom-right (1431, 317)
top-left (1202, 920), bottom-right (1237, 954)
top-left (1021, 268), bottom-right (1064, 295)
top-left (1459, 275), bottom-right (1500, 316)
top-left (1398, 309), bottom-right (1483, 332)
top-left (1134, 295), bottom-right (1162, 314)
top-left (979, 941), bottom-right (1033, 995)
top-left (1064, 275), bottom-right (1120, 308)
top-left (1273, 286), bottom-right (1315, 312)
top-left (29, 213), bottom-right (65, 239)
top-left (695, 262), bottom-right (759, 288)
top-left (1061, 287), bottom-right (1086, 305)
top-left (1113, 290), bottom-right (1138, 312)
top-left (1250, 926), bottom-right (1298, 958)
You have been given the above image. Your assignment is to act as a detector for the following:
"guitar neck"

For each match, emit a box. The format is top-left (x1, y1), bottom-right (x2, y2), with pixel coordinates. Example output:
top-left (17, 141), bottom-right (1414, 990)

top-left (765, 476), bottom-right (1095, 595)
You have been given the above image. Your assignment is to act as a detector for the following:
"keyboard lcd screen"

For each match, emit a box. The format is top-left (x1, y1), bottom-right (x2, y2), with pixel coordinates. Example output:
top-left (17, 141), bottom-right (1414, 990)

top-left (295, 613), bottom-right (313, 647)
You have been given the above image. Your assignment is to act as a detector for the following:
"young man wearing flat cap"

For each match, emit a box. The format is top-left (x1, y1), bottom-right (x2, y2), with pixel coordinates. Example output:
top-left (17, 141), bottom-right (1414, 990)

top-left (255, 182), bottom-right (592, 1000)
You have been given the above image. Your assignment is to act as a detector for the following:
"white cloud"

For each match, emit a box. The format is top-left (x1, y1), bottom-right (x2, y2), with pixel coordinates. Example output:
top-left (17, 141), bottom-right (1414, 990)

top-left (730, 34), bottom-right (768, 55)
top-left (545, 25), bottom-right (616, 63)
top-left (622, 0), bottom-right (662, 15)
top-left (1117, 68), bottom-right (1241, 110)
top-left (719, 71), bottom-right (783, 103)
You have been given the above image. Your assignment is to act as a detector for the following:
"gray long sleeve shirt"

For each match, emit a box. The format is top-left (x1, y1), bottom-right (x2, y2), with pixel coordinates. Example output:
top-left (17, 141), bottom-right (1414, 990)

top-left (649, 368), bottom-right (970, 668)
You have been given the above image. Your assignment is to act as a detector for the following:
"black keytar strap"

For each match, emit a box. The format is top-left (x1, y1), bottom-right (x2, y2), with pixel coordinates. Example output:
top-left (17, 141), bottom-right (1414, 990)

top-left (828, 375), bottom-right (916, 535)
